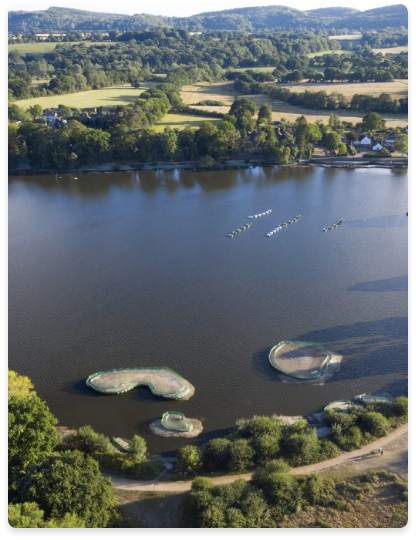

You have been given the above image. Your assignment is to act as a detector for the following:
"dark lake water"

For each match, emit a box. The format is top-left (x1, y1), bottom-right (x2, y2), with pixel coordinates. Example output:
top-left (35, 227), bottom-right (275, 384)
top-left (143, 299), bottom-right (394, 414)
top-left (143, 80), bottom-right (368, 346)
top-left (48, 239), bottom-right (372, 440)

top-left (9, 167), bottom-right (408, 453)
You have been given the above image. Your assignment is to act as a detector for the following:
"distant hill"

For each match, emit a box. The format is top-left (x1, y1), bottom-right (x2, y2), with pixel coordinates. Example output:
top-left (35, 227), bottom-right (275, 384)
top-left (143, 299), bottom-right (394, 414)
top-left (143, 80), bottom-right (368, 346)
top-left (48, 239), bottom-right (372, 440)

top-left (307, 8), bottom-right (359, 17)
top-left (8, 4), bottom-right (408, 34)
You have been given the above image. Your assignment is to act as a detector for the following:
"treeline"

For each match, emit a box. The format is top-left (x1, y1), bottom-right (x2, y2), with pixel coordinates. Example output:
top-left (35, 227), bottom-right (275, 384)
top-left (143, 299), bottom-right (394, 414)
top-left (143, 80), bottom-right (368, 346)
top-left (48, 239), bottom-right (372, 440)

top-left (361, 28), bottom-right (408, 48)
top-left (233, 74), bottom-right (408, 114)
top-left (176, 397), bottom-right (407, 476)
top-left (309, 48), bottom-right (407, 80)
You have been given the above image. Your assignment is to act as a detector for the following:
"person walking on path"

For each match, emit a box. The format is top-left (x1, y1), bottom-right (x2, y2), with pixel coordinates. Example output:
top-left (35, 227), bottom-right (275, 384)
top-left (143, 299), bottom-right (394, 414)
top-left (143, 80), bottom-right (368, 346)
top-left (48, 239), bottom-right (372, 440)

top-left (379, 446), bottom-right (384, 456)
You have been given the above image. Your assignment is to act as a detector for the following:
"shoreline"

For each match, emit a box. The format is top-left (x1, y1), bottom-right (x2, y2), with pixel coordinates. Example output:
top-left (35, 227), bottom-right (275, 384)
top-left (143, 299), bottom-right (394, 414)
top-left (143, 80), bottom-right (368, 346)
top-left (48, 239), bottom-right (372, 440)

top-left (8, 157), bottom-right (408, 176)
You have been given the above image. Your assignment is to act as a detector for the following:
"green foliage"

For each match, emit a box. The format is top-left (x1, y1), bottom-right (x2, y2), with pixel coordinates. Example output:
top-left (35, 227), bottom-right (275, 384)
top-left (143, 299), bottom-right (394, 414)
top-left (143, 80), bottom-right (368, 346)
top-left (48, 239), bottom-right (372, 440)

top-left (8, 502), bottom-right (86, 528)
top-left (203, 438), bottom-right (231, 471)
top-left (227, 439), bottom-right (255, 472)
top-left (392, 396), bottom-right (408, 417)
top-left (8, 370), bottom-right (36, 398)
top-left (393, 134), bottom-right (408, 154)
top-left (16, 450), bottom-right (114, 528)
top-left (283, 427), bottom-right (321, 466)
top-left (64, 425), bottom-right (111, 454)
top-left (8, 395), bottom-right (58, 483)
top-left (360, 411), bottom-right (390, 437)
top-left (192, 477), bottom-right (214, 492)
top-left (362, 112), bottom-right (385, 132)
top-left (129, 435), bottom-right (147, 460)
top-left (177, 445), bottom-right (202, 473)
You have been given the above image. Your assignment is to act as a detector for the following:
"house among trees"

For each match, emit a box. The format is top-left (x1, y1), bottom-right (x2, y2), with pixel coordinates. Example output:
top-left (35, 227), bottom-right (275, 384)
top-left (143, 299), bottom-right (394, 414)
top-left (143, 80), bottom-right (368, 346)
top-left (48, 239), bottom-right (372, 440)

top-left (372, 143), bottom-right (384, 151)
top-left (353, 135), bottom-right (372, 147)
top-left (40, 109), bottom-right (58, 123)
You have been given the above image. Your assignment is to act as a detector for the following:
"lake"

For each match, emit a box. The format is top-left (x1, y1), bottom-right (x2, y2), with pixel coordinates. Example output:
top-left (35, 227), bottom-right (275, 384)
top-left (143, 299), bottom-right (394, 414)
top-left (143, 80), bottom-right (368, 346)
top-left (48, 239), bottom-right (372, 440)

top-left (9, 167), bottom-right (408, 453)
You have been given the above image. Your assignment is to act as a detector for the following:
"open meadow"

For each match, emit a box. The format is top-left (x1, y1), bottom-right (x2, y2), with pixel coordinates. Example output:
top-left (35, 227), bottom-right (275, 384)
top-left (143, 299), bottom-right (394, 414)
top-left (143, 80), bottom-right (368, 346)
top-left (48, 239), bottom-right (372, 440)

top-left (8, 41), bottom-right (112, 56)
top-left (279, 79), bottom-right (408, 100)
top-left (180, 81), bottom-right (408, 128)
top-left (154, 112), bottom-right (221, 132)
top-left (14, 83), bottom-right (156, 109)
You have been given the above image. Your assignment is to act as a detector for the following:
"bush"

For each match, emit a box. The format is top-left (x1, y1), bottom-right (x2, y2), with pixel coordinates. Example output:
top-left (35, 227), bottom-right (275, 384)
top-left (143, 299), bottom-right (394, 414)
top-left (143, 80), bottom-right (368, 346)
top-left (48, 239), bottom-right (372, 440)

top-left (392, 396), bottom-right (408, 418)
top-left (283, 429), bottom-right (321, 466)
top-left (64, 425), bottom-right (110, 454)
top-left (332, 425), bottom-right (363, 451)
top-left (177, 445), bottom-right (202, 473)
top-left (227, 439), bottom-right (255, 472)
top-left (192, 477), bottom-right (214, 492)
top-left (360, 412), bottom-right (390, 438)
top-left (203, 438), bottom-right (231, 471)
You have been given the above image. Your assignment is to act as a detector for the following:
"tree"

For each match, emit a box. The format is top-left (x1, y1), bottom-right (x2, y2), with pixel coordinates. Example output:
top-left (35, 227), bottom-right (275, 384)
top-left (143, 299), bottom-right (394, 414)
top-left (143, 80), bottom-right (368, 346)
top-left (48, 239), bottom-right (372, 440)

top-left (28, 105), bottom-right (43, 121)
top-left (129, 435), bottom-right (147, 460)
top-left (257, 104), bottom-right (272, 126)
top-left (203, 438), bottom-right (231, 471)
top-left (16, 451), bottom-right (114, 528)
top-left (177, 445), bottom-right (202, 473)
top-left (323, 130), bottom-right (343, 154)
top-left (9, 396), bottom-right (58, 483)
top-left (393, 134), bottom-right (408, 155)
top-left (227, 439), bottom-right (255, 472)
top-left (8, 502), bottom-right (86, 528)
top-left (8, 370), bottom-right (36, 398)
top-left (362, 112), bottom-right (385, 132)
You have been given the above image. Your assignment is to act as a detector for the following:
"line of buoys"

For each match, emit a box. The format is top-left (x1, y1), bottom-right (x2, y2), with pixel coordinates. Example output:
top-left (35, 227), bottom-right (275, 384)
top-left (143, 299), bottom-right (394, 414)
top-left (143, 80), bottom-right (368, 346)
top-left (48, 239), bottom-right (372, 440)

top-left (228, 222), bottom-right (252, 238)
top-left (322, 218), bottom-right (344, 232)
top-left (266, 215), bottom-right (301, 237)
top-left (248, 209), bottom-right (272, 219)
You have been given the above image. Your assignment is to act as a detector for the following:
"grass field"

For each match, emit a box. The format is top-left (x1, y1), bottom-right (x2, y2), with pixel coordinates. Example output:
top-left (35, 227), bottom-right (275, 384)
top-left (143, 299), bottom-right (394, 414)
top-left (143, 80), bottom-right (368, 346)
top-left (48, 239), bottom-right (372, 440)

top-left (181, 82), bottom-right (237, 107)
top-left (329, 34), bottom-right (363, 40)
top-left (279, 79), bottom-right (408, 100)
top-left (225, 66), bottom-right (276, 73)
top-left (8, 41), bottom-right (112, 56)
top-left (155, 112), bottom-right (221, 132)
top-left (372, 46), bottom-right (408, 55)
top-left (14, 84), bottom-right (158, 109)
top-left (308, 50), bottom-right (349, 58)
top-left (180, 81), bottom-right (408, 128)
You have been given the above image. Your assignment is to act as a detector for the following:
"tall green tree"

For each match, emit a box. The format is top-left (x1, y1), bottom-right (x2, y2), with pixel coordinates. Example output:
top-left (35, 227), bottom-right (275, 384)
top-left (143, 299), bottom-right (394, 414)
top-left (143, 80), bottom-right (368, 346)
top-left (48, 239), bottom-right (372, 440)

top-left (17, 451), bottom-right (114, 528)
top-left (9, 395), bottom-right (58, 483)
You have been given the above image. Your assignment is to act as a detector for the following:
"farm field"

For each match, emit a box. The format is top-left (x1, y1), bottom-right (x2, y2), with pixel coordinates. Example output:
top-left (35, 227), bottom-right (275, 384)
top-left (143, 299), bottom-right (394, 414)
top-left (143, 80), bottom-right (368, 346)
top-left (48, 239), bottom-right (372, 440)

top-left (329, 34), bottom-right (363, 40)
top-left (308, 49), bottom-right (347, 57)
top-left (181, 81), bottom-right (237, 106)
top-left (224, 66), bottom-right (276, 73)
top-left (180, 81), bottom-right (407, 128)
top-left (8, 41), bottom-right (112, 55)
top-left (372, 46), bottom-right (408, 55)
top-left (14, 84), bottom-right (155, 109)
top-left (154, 112), bottom-right (221, 132)
top-left (279, 79), bottom-right (408, 100)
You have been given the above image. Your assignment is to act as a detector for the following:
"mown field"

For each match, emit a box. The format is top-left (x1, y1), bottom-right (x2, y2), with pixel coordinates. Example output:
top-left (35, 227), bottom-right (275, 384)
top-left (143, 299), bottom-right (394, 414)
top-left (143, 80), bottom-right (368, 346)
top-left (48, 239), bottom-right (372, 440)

top-left (14, 84), bottom-right (154, 109)
top-left (372, 46), bottom-right (408, 55)
top-left (154, 112), bottom-right (221, 132)
top-left (279, 79), bottom-right (408, 100)
top-left (8, 41), bottom-right (112, 55)
top-left (180, 81), bottom-right (408, 128)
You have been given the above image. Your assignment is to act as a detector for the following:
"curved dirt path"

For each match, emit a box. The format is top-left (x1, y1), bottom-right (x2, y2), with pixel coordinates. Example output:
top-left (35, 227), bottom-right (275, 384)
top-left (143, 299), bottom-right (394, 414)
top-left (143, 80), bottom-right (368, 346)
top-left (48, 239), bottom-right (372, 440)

top-left (110, 424), bottom-right (408, 493)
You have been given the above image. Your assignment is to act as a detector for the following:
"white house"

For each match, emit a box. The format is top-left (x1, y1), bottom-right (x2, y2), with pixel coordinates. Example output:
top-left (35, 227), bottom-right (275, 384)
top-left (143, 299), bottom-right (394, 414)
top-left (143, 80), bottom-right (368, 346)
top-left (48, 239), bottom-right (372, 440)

top-left (40, 109), bottom-right (58, 124)
top-left (372, 143), bottom-right (384, 151)
top-left (353, 135), bottom-right (371, 147)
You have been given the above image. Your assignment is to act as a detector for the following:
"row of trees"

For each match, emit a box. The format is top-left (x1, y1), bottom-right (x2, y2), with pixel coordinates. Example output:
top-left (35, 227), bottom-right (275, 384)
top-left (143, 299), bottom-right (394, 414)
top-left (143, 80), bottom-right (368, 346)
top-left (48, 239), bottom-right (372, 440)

top-left (176, 396), bottom-right (408, 475)
top-left (233, 77), bottom-right (408, 114)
